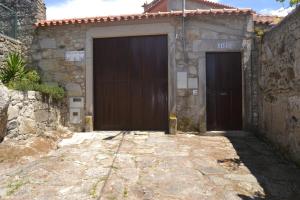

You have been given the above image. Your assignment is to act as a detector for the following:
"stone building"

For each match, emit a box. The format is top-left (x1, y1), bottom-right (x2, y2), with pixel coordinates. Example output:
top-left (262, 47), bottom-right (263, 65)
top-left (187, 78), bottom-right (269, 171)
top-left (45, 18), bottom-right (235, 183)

top-left (0, 0), bottom-right (281, 133)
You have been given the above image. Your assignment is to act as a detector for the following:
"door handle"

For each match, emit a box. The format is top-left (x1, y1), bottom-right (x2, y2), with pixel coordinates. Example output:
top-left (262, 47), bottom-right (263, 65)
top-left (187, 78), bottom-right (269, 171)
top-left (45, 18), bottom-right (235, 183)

top-left (219, 92), bottom-right (228, 96)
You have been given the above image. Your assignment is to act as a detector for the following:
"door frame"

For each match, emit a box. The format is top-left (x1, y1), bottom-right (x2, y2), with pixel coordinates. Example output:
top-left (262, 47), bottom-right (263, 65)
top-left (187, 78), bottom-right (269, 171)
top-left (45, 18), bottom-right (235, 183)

top-left (85, 23), bottom-right (176, 131)
top-left (205, 51), bottom-right (244, 131)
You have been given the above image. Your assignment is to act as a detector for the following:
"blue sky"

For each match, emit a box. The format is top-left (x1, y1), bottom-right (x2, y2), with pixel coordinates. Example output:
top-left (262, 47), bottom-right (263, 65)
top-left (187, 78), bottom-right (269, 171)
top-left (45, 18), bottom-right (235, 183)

top-left (221, 0), bottom-right (289, 11)
top-left (44, 0), bottom-right (293, 20)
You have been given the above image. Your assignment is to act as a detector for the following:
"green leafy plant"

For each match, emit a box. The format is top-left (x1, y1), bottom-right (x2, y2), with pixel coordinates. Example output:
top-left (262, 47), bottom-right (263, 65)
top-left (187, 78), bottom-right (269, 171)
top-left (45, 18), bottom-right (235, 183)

top-left (9, 81), bottom-right (65, 100)
top-left (0, 52), bottom-right (65, 100)
top-left (35, 84), bottom-right (65, 100)
top-left (6, 179), bottom-right (29, 196)
top-left (0, 53), bottom-right (27, 84)
top-left (24, 70), bottom-right (40, 83)
top-left (255, 28), bottom-right (265, 37)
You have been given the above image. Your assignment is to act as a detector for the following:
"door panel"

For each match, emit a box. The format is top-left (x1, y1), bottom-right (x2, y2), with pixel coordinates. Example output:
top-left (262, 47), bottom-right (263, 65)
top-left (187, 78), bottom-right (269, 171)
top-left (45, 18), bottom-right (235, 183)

top-left (93, 35), bottom-right (168, 131)
top-left (206, 52), bottom-right (242, 131)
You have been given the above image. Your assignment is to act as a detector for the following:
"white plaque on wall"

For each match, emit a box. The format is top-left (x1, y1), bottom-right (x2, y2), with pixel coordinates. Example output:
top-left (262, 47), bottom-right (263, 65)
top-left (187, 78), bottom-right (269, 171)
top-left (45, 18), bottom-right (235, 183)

top-left (69, 97), bottom-right (84, 108)
top-left (177, 72), bottom-right (187, 89)
top-left (70, 108), bottom-right (81, 124)
top-left (65, 51), bottom-right (85, 62)
top-left (188, 78), bottom-right (198, 89)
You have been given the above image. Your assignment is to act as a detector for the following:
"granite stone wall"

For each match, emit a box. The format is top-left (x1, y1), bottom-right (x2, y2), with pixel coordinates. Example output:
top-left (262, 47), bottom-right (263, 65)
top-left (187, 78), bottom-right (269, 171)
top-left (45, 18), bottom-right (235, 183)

top-left (0, 34), bottom-right (23, 68)
top-left (31, 25), bottom-right (87, 131)
top-left (0, 0), bottom-right (46, 59)
top-left (6, 90), bottom-right (66, 140)
top-left (256, 7), bottom-right (300, 163)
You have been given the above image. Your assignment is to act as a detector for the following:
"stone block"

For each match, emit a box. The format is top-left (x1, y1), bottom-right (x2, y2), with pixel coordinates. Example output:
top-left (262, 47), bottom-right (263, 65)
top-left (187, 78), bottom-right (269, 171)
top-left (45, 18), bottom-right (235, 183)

top-left (42, 49), bottom-right (53, 58)
top-left (169, 116), bottom-right (177, 135)
top-left (7, 120), bottom-right (18, 131)
top-left (188, 66), bottom-right (197, 75)
top-left (7, 106), bottom-right (19, 121)
top-left (177, 89), bottom-right (188, 97)
top-left (295, 40), bottom-right (300, 78)
top-left (186, 28), bottom-right (200, 41)
top-left (35, 110), bottom-right (49, 123)
top-left (32, 53), bottom-right (42, 60)
top-left (19, 118), bottom-right (37, 135)
top-left (0, 82), bottom-right (9, 140)
top-left (40, 38), bottom-right (56, 49)
top-left (187, 52), bottom-right (199, 60)
top-left (39, 60), bottom-right (55, 71)
top-left (54, 49), bottom-right (65, 58)
top-left (85, 115), bottom-right (93, 132)
top-left (66, 83), bottom-right (82, 96)
top-left (28, 91), bottom-right (36, 100)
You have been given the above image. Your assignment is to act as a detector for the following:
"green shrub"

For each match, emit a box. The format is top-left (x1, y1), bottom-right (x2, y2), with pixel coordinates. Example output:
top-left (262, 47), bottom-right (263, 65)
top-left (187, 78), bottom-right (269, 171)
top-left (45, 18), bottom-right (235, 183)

top-left (255, 28), bottom-right (265, 37)
top-left (24, 70), bottom-right (40, 83)
top-left (0, 52), bottom-right (27, 84)
top-left (1, 52), bottom-right (65, 100)
top-left (9, 80), bottom-right (65, 100)
top-left (35, 84), bottom-right (65, 100)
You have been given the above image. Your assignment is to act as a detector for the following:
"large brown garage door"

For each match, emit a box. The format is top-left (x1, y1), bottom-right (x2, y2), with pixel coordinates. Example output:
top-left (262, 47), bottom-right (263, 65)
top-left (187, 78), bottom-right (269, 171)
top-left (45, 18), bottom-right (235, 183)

top-left (206, 52), bottom-right (242, 131)
top-left (93, 35), bottom-right (168, 131)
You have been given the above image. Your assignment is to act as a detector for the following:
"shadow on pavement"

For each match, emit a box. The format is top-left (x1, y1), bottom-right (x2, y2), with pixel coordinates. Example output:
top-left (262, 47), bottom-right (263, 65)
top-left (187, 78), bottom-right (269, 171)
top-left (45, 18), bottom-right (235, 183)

top-left (224, 133), bottom-right (300, 200)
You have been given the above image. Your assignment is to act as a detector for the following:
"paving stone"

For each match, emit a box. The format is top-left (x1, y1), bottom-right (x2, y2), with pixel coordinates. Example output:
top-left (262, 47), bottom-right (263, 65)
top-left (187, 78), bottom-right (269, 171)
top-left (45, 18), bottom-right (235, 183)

top-left (0, 132), bottom-right (300, 200)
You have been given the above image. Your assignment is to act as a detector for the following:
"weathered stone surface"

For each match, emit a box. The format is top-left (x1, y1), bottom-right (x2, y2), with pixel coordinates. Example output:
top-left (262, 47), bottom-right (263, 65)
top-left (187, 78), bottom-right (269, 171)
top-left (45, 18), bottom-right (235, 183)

top-left (6, 90), bottom-right (65, 140)
top-left (0, 34), bottom-right (23, 69)
top-left (0, 82), bottom-right (9, 141)
top-left (7, 106), bottom-right (18, 121)
top-left (255, 6), bottom-right (300, 164)
top-left (0, 0), bottom-right (45, 57)
top-left (6, 120), bottom-right (17, 131)
top-left (65, 83), bottom-right (82, 96)
top-left (0, 132), bottom-right (300, 199)
top-left (39, 38), bottom-right (57, 49)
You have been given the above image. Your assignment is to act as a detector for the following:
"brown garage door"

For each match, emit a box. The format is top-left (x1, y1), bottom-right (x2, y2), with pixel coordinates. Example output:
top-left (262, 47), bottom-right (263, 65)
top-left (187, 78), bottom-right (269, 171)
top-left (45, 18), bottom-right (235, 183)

top-left (93, 35), bottom-right (168, 131)
top-left (206, 52), bottom-right (242, 131)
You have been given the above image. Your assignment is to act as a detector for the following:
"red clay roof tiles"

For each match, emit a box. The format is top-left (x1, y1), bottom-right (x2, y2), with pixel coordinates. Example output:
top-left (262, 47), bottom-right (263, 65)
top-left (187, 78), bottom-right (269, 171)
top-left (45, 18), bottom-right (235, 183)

top-left (253, 14), bottom-right (283, 25)
top-left (143, 0), bottom-right (235, 12)
top-left (36, 8), bottom-right (253, 27)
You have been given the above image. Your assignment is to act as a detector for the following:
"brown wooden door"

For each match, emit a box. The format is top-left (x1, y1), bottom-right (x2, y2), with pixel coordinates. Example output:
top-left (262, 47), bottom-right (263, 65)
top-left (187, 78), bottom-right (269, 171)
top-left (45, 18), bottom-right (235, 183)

top-left (206, 52), bottom-right (242, 131)
top-left (93, 35), bottom-right (168, 131)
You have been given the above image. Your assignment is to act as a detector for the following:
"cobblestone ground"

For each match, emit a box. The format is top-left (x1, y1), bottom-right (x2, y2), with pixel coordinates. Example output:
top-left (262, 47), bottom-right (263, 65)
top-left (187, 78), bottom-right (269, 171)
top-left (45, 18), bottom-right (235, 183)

top-left (0, 131), bottom-right (300, 200)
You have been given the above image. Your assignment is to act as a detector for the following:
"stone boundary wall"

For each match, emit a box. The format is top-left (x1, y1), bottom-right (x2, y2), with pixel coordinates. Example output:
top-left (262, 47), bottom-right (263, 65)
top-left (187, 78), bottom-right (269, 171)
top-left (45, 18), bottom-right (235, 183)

top-left (0, 0), bottom-right (46, 60)
top-left (0, 34), bottom-right (23, 68)
top-left (256, 6), bottom-right (300, 164)
top-left (6, 90), bottom-right (67, 140)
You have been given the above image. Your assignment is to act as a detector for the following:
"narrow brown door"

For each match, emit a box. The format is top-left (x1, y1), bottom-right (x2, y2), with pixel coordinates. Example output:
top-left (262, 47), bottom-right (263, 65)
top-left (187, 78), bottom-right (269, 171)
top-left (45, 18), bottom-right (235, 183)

top-left (206, 52), bottom-right (242, 131)
top-left (93, 35), bottom-right (168, 131)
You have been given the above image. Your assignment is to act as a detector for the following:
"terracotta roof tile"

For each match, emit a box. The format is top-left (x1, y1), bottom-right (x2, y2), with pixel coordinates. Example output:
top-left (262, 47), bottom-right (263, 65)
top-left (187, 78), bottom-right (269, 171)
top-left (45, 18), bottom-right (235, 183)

top-left (36, 9), bottom-right (253, 27)
top-left (143, 0), bottom-right (235, 12)
top-left (253, 14), bottom-right (283, 25)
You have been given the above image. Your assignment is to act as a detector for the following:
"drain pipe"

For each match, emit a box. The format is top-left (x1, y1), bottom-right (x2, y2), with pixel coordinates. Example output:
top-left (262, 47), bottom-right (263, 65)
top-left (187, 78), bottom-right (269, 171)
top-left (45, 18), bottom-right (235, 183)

top-left (182, 0), bottom-right (186, 62)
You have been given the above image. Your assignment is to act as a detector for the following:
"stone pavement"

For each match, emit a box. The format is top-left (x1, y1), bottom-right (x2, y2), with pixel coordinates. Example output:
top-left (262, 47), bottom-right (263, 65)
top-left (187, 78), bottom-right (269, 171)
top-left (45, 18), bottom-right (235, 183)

top-left (0, 131), bottom-right (300, 200)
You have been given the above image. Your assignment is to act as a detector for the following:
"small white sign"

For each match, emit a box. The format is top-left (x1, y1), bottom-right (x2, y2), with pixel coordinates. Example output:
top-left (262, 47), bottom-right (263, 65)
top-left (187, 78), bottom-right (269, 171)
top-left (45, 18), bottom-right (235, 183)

top-left (217, 41), bottom-right (233, 49)
top-left (70, 108), bottom-right (81, 124)
top-left (65, 51), bottom-right (85, 62)
top-left (69, 97), bottom-right (84, 108)
top-left (188, 78), bottom-right (198, 89)
top-left (192, 90), bottom-right (198, 96)
top-left (177, 72), bottom-right (187, 89)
